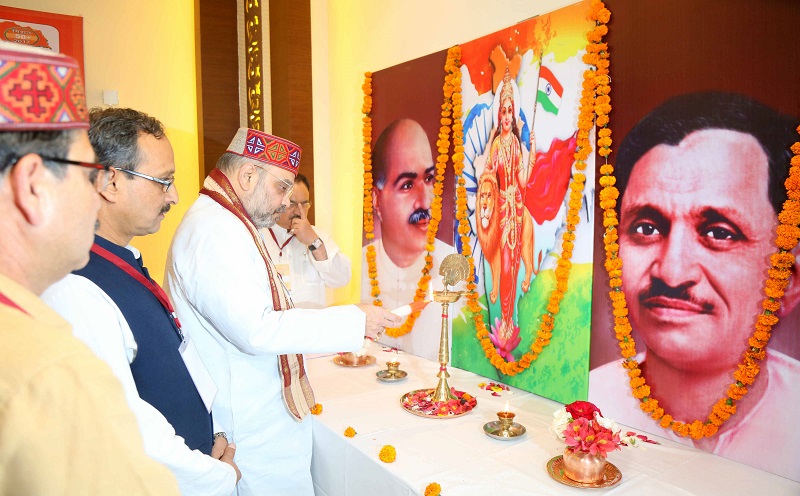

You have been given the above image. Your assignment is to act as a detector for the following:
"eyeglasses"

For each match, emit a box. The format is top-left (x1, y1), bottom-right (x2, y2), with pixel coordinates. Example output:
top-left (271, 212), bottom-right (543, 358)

top-left (118, 168), bottom-right (175, 193)
top-left (289, 200), bottom-right (311, 209)
top-left (253, 164), bottom-right (294, 197)
top-left (36, 155), bottom-right (111, 193)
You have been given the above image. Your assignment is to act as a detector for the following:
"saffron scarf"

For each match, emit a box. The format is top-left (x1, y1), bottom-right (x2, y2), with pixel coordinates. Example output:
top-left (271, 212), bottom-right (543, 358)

top-left (200, 168), bottom-right (315, 420)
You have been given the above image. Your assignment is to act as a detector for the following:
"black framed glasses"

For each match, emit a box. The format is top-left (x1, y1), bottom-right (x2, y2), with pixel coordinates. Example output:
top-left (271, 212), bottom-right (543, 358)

top-left (118, 168), bottom-right (175, 193)
top-left (289, 200), bottom-right (311, 209)
top-left (37, 155), bottom-right (111, 193)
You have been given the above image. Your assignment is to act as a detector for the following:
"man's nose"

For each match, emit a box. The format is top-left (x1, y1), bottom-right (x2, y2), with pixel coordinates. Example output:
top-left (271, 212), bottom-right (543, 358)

top-left (650, 225), bottom-right (700, 288)
top-left (166, 183), bottom-right (179, 205)
top-left (414, 182), bottom-right (433, 208)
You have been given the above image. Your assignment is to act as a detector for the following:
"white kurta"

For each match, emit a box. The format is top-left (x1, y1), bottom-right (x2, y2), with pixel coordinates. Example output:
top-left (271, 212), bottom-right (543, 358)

top-left (42, 269), bottom-right (237, 496)
top-left (165, 195), bottom-right (365, 496)
top-left (261, 224), bottom-right (351, 308)
top-left (361, 238), bottom-right (459, 362)
top-left (589, 350), bottom-right (800, 481)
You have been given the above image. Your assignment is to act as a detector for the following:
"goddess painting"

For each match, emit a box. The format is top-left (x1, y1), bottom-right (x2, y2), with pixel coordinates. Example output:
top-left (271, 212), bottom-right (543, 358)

top-left (479, 68), bottom-right (538, 359)
top-left (477, 62), bottom-right (580, 361)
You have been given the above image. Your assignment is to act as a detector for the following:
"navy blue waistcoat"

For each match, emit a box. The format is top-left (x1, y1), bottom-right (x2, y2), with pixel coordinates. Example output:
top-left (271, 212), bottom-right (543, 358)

top-left (75, 235), bottom-right (213, 454)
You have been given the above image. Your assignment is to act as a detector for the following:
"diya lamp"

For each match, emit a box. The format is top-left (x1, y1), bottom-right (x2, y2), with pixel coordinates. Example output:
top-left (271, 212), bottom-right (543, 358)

top-left (497, 402), bottom-right (516, 434)
top-left (386, 360), bottom-right (401, 377)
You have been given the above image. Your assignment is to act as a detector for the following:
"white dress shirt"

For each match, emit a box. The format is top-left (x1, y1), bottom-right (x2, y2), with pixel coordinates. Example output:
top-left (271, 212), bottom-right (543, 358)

top-left (262, 224), bottom-right (350, 308)
top-left (43, 254), bottom-right (237, 496)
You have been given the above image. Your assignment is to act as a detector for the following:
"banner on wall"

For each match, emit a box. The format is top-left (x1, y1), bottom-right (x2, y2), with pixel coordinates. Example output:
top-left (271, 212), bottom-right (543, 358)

top-left (0, 6), bottom-right (84, 75)
top-left (360, 50), bottom-right (457, 362)
top-left (587, 0), bottom-right (800, 482)
top-left (450, 0), bottom-right (596, 404)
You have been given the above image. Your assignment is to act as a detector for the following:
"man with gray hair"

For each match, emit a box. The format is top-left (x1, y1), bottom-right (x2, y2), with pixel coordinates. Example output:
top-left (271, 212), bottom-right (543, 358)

top-left (0, 44), bottom-right (178, 493)
top-left (166, 127), bottom-right (401, 495)
top-left (44, 107), bottom-right (239, 494)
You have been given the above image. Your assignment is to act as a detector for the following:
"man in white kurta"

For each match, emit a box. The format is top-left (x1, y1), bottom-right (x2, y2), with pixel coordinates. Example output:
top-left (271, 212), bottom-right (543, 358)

top-left (262, 174), bottom-right (350, 309)
top-left (361, 237), bottom-right (455, 361)
top-left (166, 128), bottom-right (401, 495)
top-left (42, 107), bottom-right (237, 495)
top-left (589, 350), bottom-right (800, 481)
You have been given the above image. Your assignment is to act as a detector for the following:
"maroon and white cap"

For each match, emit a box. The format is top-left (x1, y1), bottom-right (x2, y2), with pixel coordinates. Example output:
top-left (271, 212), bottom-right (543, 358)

top-left (226, 127), bottom-right (301, 175)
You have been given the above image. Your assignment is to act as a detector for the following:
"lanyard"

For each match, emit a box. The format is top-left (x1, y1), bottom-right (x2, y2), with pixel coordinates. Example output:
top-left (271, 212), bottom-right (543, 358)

top-left (90, 243), bottom-right (183, 338)
top-left (0, 290), bottom-right (28, 316)
top-left (268, 227), bottom-right (294, 257)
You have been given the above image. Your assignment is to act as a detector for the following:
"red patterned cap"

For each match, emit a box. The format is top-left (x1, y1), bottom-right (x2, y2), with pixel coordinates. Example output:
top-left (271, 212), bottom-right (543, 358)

top-left (226, 127), bottom-right (300, 175)
top-left (0, 43), bottom-right (88, 130)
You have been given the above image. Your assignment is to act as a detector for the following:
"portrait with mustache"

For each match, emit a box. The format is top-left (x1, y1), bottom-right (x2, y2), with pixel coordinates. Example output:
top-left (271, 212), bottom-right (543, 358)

top-left (361, 118), bottom-right (455, 361)
top-left (371, 119), bottom-right (436, 269)
top-left (589, 92), bottom-right (800, 480)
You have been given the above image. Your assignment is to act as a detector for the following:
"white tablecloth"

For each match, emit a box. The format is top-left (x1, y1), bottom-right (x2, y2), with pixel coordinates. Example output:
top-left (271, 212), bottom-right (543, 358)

top-left (308, 341), bottom-right (799, 496)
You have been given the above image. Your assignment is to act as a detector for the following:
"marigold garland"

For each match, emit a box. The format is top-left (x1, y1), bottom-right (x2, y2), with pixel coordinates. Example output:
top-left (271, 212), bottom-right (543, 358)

top-left (594, 0), bottom-right (800, 437)
top-left (363, 48), bottom-right (461, 338)
top-left (455, 9), bottom-right (601, 377)
top-left (343, 426), bottom-right (356, 438)
top-left (378, 444), bottom-right (396, 463)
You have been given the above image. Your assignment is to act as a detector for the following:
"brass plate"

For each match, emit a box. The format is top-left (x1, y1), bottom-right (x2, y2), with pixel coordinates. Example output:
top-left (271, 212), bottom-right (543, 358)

top-left (400, 388), bottom-right (477, 419)
top-left (333, 354), bottom-right (376, 367)
top-left (483, 420), bottom-right (526, 440)
top-left (546, 455), bottom-right (622, 489)
top-left (376, 369), bottom-right (408, 382)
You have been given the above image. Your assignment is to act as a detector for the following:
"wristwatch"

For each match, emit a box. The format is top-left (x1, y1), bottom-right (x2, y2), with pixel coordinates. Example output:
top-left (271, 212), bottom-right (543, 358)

top-left (308, 238), bottom-right (323, 251)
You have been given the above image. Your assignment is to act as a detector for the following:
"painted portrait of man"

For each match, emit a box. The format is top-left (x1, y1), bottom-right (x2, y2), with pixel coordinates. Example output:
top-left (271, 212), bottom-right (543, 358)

top-left (589, 91), bottom-right (800, 480)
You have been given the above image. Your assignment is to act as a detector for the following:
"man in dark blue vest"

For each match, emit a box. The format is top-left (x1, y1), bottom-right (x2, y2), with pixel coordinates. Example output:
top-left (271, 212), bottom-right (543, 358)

top-left (43, 108), bottom-right (240, 495)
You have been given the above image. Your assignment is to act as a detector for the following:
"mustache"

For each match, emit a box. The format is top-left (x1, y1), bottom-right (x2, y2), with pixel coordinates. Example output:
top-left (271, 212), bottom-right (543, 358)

top-left (160, 204), bottom-right (171, 215)
top-left (275, 205), bottom-right (287, 214)
top-left (408, 208), bottom-right (431, 225)
top-left (638, 278), bottom-right (714, 312)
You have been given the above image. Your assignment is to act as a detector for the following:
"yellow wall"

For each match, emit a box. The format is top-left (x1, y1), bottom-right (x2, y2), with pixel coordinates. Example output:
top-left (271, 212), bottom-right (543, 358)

top-left (10, 0), bottom-right (580, 293)
top-left (315, 0), bottom-right (580, 304)
top-left (4, 0), bottom-right (200, 284)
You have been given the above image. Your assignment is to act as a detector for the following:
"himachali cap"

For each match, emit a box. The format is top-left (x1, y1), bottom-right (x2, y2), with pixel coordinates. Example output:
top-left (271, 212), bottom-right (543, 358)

top-left (0, 42), bottom-right (88, 130)
top-left (226, 127), bottom-right (301, 175)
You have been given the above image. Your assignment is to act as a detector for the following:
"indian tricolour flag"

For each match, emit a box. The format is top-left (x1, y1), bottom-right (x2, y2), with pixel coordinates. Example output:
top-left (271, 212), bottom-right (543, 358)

top-left (536, 65), bottom-right (563, 115)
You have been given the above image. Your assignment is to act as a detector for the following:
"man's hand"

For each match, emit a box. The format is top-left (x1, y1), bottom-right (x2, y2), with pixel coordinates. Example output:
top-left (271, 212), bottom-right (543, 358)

top-left (213, 438), bottom-right (242, 482)
top-left (211, 434), bottom-right (227, 459)
top-left (289, 205), bottom-right (317, 246)
top-left (356, 304), bottom-right (403, 340)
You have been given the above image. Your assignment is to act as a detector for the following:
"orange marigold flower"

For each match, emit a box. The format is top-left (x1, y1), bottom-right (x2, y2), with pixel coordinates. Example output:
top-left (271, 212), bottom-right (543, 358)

top-left (310, 403), bottom-right (323, 415)
top-left (424, 482), bottom-right (442, 496)
top-left (344, 426), bottom-right (356, 438)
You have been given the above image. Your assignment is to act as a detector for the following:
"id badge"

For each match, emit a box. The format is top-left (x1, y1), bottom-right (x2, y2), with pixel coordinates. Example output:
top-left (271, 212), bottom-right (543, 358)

top-left (275, 262), bottom-right (292, 291)
top-left (179, 335), bottom-right (217, 413)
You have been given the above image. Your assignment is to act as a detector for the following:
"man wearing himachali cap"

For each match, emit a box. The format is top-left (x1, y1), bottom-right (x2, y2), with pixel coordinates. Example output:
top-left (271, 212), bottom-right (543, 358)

top-left (0, 43), bottom-right (178, 493)
top-left (165, 128), bottom-right (402, 495)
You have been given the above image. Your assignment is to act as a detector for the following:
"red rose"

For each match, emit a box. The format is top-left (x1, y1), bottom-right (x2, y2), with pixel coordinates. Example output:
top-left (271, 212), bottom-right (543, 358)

top-left (565, 401), bottom-right (602, 420)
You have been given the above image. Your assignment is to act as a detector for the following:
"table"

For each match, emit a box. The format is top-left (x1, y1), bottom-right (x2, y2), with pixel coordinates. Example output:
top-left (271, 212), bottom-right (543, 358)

top-left (308, 341), bottom-right (799, 495)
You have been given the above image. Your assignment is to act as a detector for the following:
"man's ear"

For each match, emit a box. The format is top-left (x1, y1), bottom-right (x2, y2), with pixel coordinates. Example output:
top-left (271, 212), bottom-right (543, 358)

top-left (237, 163), bottom-right (258, 192)
top-left (780, 246), bottom-right (800, 316)
top-left (10, 153), bottom-right (50, 226)
top-left (99, 167), bottom-right (119, 202)
top-left (372, 186), bottom-right (381, 223)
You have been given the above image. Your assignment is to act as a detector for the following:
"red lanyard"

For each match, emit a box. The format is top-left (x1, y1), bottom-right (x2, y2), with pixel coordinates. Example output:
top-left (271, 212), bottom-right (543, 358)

top-left (0, 290), bottom-right (28, 316)
top-left (90, 243), bottom-right (183, 335)
top-left (268, 228), bottom-right (294, 257)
